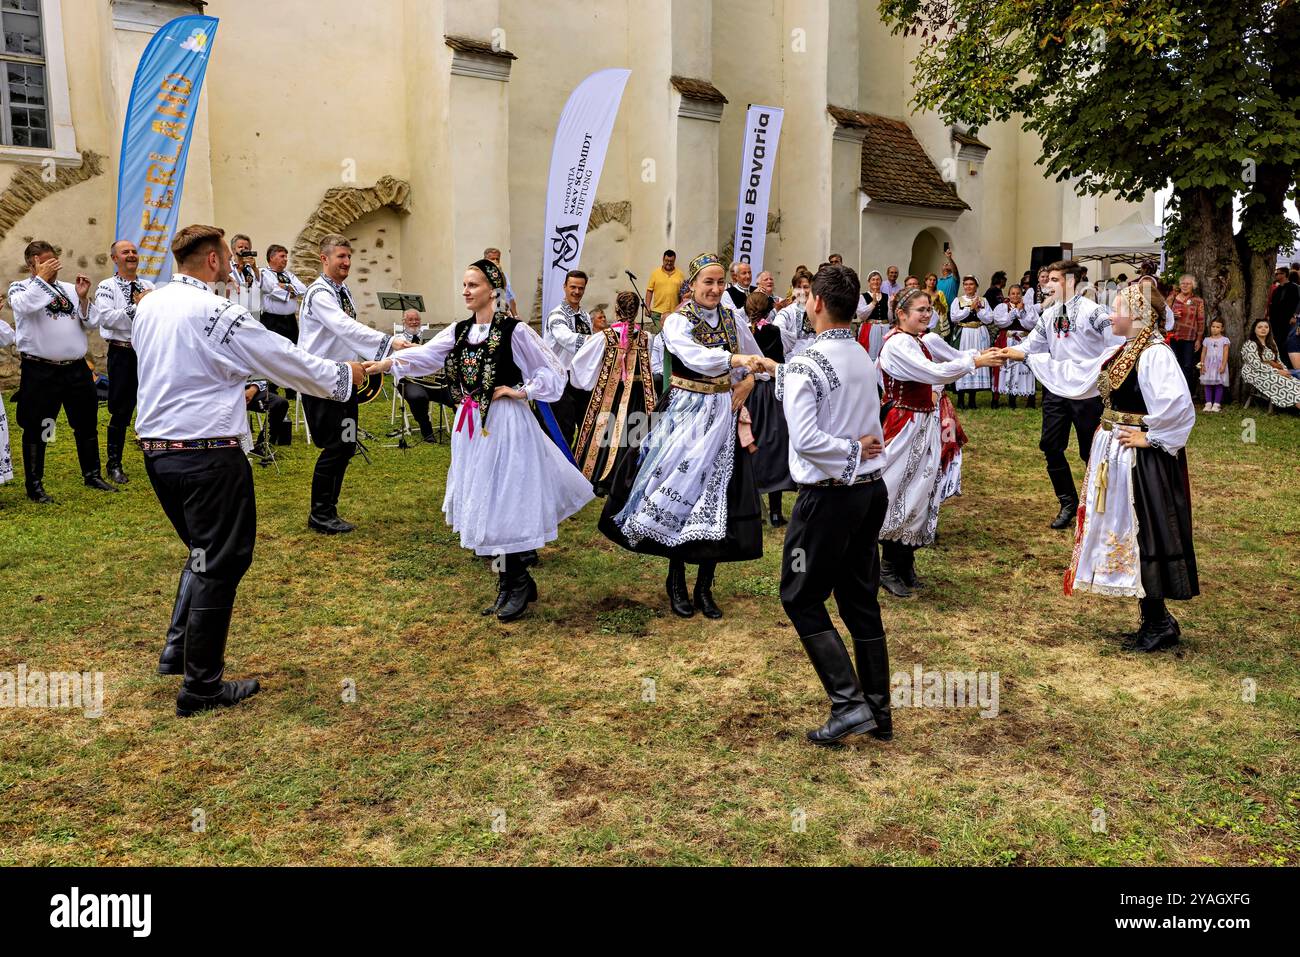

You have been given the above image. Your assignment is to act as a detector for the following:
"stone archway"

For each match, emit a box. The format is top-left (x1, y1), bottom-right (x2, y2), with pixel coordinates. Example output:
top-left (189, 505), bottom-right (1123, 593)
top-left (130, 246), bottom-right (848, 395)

top-left (290, 175), bottom-right (411, 280)
top-left (908, 225), bottom-right (951, 281)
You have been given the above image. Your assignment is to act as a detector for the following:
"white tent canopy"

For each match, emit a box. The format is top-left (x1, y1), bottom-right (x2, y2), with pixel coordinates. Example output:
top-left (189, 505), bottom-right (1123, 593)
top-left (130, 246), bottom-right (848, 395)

top-left (1071, 221), bottom-right (1164, 261)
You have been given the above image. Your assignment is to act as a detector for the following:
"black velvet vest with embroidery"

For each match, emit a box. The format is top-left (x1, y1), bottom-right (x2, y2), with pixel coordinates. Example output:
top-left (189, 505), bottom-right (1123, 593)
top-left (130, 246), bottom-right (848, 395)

top-left (665, 302), bottom-right (740, 381)
top-left (1100, 351), bottom-right (1148, 415)
top-left (444, 315), bottom-right (522, 425)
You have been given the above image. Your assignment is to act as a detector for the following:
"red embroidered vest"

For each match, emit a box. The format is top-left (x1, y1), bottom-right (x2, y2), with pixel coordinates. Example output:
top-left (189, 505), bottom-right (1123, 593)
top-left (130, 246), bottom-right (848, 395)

top-left (880, 330), bottom-right (936, 412)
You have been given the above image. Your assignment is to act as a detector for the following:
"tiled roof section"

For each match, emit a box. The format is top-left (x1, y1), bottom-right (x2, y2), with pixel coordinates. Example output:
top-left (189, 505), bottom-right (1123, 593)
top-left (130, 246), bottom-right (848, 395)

top-left (670, 76), bottom-right (728, 104)
top-left (444, 34), bottom-right (518, 61)
top-left (849, 110), bottom-right (971, 212)
top-left (953, 129), bottom-right (989, 149)
top-left (827, 105), bottom-right (872, 130)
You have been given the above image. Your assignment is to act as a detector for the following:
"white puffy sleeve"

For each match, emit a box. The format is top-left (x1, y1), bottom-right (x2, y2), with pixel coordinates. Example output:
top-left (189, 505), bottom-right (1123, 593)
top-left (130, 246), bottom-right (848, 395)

top-left (570, 331), bottom-right (609, 391)
top-left (1139, 344), bottom-right (1196, 454)
top-left (388, 322), bottom-right (458, 381)
top-left (0, 317), bottom-right (13, 348)
top-left (510, 321), bottom-right (568, 402)
top-left (661, 311), bottom-right (732, 377)
top-left (879, 332), bottom-right (975, 385)
top-left (734, 311), bottom-right (770, 381)
top-left (773, 304), bottom-right (800, 354)
top-left (651, 333), bottom-right (664, 378)
top-left (1025, 346), bottom-right (1117, 399)
top-left (211, 303), bottom-right (352, 401)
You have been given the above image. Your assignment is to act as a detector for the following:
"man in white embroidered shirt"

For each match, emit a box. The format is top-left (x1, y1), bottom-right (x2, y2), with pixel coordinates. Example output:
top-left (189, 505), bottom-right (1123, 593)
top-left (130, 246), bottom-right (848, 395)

top-left (755, 263), bottom-right (893, 748)
top-left (258, 243), bottom-right (309, 416)
top-left (298, 233), bottom-right (411, 533)
top-left (1001, 258), bottom-right (1122, 529)
top-left (134, 224), bottom-right (365, 717)
top-left (9, 239), bottom-right (113, 502)
top-left (91, 239), bottom-right (155, 485)
top-left (543, 269), bottom-right (594, 448)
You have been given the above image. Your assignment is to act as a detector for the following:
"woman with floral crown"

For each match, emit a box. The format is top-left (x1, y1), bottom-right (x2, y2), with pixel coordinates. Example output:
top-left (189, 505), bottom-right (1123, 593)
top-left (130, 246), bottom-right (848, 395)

top-left (1021, 283), bottom-right (1198, 652)
top-left (599, 253), bottom-right (769, 619)
top-left (366, 258), bottom-right (593, 623)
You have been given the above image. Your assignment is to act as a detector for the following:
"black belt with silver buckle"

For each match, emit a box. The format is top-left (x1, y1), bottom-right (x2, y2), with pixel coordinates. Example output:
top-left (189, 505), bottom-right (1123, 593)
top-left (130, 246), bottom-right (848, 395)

top-left (800, 471), bottom-right (881, 490)
top-left (20, 353), bottom-right (81, 366)
top-left (139, 437), bottom-right (242, 452)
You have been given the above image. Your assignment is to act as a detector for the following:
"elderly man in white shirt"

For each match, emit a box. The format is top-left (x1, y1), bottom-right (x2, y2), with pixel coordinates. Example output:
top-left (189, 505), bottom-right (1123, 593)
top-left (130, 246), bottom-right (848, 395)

top-left (753, 264), bottom-right (893, 746)
top-left (8, 239), bottom-right (112, 502)
top-left (91, 239), bottom-right (156, 485)
top-left (134, 223), bottom-right (364, 716)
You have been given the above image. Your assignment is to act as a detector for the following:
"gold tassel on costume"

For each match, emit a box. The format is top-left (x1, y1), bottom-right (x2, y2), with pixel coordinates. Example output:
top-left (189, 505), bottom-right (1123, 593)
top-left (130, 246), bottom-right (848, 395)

top-left (1095, 457), bottom-right (1109, 515)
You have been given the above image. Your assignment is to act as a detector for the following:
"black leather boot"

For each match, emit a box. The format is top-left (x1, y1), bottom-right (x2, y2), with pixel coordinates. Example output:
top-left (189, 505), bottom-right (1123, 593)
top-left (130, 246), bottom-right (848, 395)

top-left (481, 571), bottom-right (508, 616)
top-left (666, 559), bottom-right (694, 618)
top-left (496, 555), bottom-right (537, 623)
top-left (693, 561), bottom-right (723, 619)
top-left (1125, 598), bottom-right (1181, 653)
top-left (1047, 464), bottom-right (1078, 530)
top-left (83, 469), bottom-right (119, 492)
top-left (105, 425), bottom-right (129, 484)
top-left (157, 567), bottom-right (193, 675)
top-left (1007, 394), bottom-right (1017, 410)
top-left (800, 629), bottom-right (877, 745)
top-left (22, 440), bottom-right (53, 504)
top-left (330, 472), bottom-right (355, 533)
top-left (308, 467), bottom-right (351, 534)
top-left (879, 541), bottom-right (912, 598)
top-left (175, 605), bottom-right (260, 717)
top-left (1026, 393), bottom-right (1037, 409)
top-left (854, 635), bottom-right (893, 741)
top-left (991, 391), bottom-right (1000, 409)
top-left (900, 545), bottom-right (924, 590)
top-left (768, 492), bottom-right (786, 527)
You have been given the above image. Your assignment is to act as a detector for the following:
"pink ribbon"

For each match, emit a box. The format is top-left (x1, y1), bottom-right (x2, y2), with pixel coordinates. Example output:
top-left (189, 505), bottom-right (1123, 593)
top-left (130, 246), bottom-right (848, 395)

top-left (456, 395), bottom-right (480, 439)
top-left (610, 321), bottom-right (634, 381)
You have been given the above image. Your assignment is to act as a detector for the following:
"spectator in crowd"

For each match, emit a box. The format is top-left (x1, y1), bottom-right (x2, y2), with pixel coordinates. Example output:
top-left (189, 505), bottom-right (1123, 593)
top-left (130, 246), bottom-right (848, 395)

top-left (1267, 266), bottom-right (1288, 315)
top-left (1199, 317), bottom-right (1231, 413)
top-left (828, 253), bottom-right (843, 266)
top-left (483, 247), bottom-right (518, 317)
top-left (985, 270), bottom-right (1007, 310)
top-left (725, 261), bottom-right (753, 311)
top-left (924, 272), bottom-right (950, 338)
top-left (936, 248), bottom-right (959, 307)
top-left (1268, 269), bottom-right (1300, 368)
top-left (228, 234), bottom-right (257, 291)
top-left (645, 249), bottom-right (683, 323)
top-left (1167, 273), bottom-right (1206, 391)
top-left (881, 264), bottom-right (902, 301)
top-left (1241, 318), bottom-right (1300, 409)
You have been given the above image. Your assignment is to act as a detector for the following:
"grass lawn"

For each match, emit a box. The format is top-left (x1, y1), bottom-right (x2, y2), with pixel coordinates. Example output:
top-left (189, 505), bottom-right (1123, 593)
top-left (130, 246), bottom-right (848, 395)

top-left (1, 392), bottom-right (1297, 866)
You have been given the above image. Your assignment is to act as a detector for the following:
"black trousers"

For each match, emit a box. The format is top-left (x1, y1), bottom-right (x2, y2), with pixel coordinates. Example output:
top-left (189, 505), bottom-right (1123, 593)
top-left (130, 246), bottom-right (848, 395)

top-left (144, 447), bottom-right (256, 613)
top-left (303, 394), bottom-right (359, 504)
top-left (1039, 388), bottom-right (1102, 470)
top-left (105, 345), bottom-right (138, 434)
top-left (250, 392), bottom-right (290, 445)
top-left (261, 312), bottom-right (300, 398)
top-left (1168, 338), bottom-right (1199, 395)
top-left (552, 382), bottom-right (592, 449)
top-left (16, 357), bottom-right (101, 474)
top-left (399, 379), bottom-right (434, 436)
top-left (780, 480), bottom-right (887, 641)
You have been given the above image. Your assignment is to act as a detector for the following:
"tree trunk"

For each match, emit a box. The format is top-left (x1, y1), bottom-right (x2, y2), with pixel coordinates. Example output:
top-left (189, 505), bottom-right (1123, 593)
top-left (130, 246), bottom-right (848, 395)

top-left (1176, 186), bottom-right (1266, 399)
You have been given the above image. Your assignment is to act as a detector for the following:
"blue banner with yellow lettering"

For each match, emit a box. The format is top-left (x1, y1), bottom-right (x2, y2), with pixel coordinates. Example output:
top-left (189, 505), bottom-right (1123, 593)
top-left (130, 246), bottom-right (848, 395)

top-left (114, 15), bottom-right (219, 284)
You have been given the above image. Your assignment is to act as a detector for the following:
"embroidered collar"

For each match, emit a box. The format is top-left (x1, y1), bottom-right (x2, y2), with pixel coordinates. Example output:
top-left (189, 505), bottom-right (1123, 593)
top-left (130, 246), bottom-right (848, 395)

top-left (816, 327), bottom-right (855, 342)
top-left (173, 274), bottom-right (209, 290)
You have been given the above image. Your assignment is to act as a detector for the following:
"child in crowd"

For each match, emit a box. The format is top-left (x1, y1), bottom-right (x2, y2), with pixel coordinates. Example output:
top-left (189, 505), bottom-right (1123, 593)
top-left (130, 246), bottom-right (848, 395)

top-left (1198, 317), bottom-right (1230, 412)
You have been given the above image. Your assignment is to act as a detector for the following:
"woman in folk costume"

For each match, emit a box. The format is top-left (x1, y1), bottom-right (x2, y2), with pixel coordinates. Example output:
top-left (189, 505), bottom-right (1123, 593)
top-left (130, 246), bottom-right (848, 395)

top-left (855, 270), bottom-right (890, 359)
top-left (948, 275), bottom-right (997, 409)
top-left (569, 291), bottom-right (657, 497)
top-left (599, 253), bottom-right (768, 620)
top-left (876, 289), bottom-right (1000, 598)
top-left (366, 259), bottom-right (593, 623)
top-left (744, 290), bottom-right (797, 527)
top-left (993, 283), bottom-right (1038, 408)
top-left (1022, 284), bottom-right (1197, 652)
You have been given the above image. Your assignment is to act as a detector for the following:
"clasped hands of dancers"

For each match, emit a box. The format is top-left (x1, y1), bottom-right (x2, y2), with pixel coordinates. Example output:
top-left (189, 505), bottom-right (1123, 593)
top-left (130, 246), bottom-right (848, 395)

top-left (103, 223), bottom-right (1195, 741)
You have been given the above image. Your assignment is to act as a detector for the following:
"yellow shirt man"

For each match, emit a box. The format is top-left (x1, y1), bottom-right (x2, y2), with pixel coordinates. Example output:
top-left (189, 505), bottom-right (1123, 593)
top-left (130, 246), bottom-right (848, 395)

top-left (645, 255), bottom-right (684, 317)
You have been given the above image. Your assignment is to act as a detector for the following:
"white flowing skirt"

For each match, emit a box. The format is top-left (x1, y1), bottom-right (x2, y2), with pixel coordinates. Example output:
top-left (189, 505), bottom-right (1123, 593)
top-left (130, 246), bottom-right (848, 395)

top-left (614, 389), bottom-right (735, 548)
top-left (954, 326), bottom-right (991, 391)
top-left (865, 322), bottom-right (890, 361)
top-left (997, 330), bottom-right (1035, 395)
top-left (1068, 427), bottom-right (1142, 597)
top-left (880, 409), bottom-right (945, 546)
top-left (443, 396), bottom-right (594, 555)
top-left (0, 395), bottom-right (11, 485)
